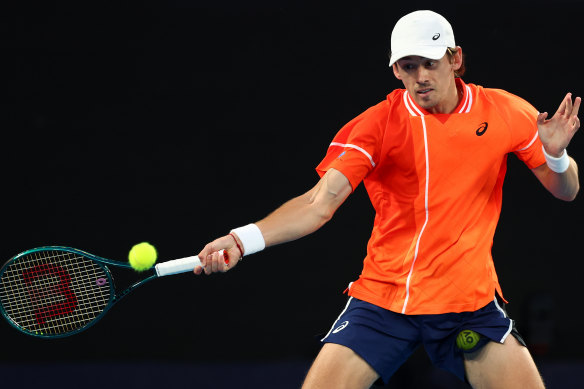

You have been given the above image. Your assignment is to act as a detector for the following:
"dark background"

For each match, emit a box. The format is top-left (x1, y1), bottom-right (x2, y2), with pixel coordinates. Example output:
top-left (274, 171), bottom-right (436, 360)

top-left (1, 1), bottom-right (583, 387)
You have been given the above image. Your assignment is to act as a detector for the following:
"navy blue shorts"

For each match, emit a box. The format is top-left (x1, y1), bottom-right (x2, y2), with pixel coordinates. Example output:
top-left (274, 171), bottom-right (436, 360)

top-left (320, 296), bottom-right (525, 383)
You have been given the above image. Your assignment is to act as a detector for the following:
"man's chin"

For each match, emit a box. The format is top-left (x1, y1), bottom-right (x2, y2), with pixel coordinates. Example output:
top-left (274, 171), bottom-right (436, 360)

top-left (415, 97), bottom-right (437, 110)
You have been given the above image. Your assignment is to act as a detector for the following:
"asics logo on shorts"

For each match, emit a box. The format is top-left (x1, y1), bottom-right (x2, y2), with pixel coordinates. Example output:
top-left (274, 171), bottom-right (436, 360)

top-left (332, 321), bottom-right (349, 333)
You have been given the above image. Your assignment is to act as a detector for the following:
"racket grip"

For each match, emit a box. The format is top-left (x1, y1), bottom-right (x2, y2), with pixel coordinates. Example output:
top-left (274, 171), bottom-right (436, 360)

top-left (154, 250), bottom-right (226, 277)
top-left (155, 256), bottom-right (202, 277)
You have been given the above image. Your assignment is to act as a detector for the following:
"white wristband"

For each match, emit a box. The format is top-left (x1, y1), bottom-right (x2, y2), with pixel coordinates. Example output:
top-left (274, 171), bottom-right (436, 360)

top-left (542, 146), bottom-right (570, 173)
top-left (231, 224), bottom-right (265, 256)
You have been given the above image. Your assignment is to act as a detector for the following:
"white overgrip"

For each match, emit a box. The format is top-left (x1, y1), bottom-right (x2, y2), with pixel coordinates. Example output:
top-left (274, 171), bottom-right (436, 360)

top-left (155, 256), bottom-right (202, 277)
top-left (154, 250), bottom-right (225, 277)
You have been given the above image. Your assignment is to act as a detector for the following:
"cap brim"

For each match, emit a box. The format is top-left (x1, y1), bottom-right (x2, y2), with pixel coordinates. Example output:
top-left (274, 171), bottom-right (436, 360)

top-left (389, 46), bottom-right (448, 67)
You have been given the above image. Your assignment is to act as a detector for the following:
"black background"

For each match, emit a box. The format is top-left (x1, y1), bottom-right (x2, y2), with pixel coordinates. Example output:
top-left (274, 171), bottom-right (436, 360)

top-left (1, 0), bottom-right (583, 385)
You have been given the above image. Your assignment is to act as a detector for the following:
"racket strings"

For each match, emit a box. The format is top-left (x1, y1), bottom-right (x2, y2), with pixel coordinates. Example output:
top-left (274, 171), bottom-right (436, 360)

top-left (1, 251), bottom-right (104, 333)
top-left (0, 249), bottom-right (112, 335)
top-left (2, 251), bottom-right (72, 333)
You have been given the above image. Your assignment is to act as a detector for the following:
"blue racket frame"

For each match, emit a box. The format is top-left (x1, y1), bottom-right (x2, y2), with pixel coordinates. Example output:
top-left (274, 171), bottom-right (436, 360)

top-left (0, 246), bottom-right (158, 339)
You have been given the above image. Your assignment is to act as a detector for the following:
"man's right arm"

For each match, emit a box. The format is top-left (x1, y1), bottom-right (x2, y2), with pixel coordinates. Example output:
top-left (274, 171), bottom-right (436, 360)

top-left (195, 168), bottom-right (353, 275)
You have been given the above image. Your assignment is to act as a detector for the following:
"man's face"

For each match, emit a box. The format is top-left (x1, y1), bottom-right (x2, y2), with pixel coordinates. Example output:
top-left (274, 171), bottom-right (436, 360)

top-left (393, 51), bottom-right (461, 114)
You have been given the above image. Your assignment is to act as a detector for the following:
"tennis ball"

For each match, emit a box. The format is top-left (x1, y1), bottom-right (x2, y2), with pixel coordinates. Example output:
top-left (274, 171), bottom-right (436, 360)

top-left (128, 242), bottom-right (157, 271)
top-left (456, 329), bottom-right (481, 351)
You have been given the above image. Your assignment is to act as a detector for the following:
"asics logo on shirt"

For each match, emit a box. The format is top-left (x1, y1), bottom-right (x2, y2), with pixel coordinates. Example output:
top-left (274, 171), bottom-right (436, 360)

top-left (476, 122), bottom-right (488, 136)
top-left (332, 321), bottom-right (349, 333)
top-left (432, 33), bottom-right (440, 40)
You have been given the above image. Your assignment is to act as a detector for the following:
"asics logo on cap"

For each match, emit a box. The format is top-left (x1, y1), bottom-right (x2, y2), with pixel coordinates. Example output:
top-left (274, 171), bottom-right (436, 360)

top-left (432, 33), bottom-right (440, 40)
top-left (332, 321), bottom-right (349, 333)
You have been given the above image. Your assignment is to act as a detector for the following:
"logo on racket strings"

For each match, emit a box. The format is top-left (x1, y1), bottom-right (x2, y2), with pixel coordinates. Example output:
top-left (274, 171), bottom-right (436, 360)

top-left (22, 264), bottom-right (78, 326)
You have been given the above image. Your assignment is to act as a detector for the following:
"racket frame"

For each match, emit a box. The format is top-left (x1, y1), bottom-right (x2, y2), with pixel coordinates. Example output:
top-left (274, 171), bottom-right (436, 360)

top-left (0, 246), bottom-right (158, 338)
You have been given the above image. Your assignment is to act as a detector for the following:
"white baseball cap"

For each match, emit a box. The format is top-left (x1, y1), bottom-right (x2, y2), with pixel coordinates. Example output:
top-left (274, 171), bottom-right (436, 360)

top-left (389, 10), bottom-right (456, 67)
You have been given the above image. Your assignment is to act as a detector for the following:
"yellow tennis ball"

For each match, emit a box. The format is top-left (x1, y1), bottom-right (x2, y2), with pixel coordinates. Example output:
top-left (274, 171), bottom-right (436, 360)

top-left (128, 242), bottom-right (157, 271)
top-left (456, 329), bottom-right (481, 351)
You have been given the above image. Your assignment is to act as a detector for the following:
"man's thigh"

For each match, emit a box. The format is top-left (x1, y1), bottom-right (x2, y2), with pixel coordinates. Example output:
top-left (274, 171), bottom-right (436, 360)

top-left (464, 336), bottom-right (545, 389)
top-left (302, 343), bottom-right (380, 389)
top-left (320, 298), bottom-right (421, 383)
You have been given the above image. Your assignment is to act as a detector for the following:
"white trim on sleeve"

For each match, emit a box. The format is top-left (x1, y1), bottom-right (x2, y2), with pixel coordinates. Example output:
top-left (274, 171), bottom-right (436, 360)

top-left (515, 131), bottom-right (540, 152)
top-left (329, 142), bottom-right (376, 167)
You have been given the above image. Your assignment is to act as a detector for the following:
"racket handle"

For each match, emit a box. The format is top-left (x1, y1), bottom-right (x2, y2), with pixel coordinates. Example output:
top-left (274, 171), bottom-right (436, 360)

top-left (155, 256), bottom-right (201, 276)
top-left (154, 250), bottom-right (226, 277)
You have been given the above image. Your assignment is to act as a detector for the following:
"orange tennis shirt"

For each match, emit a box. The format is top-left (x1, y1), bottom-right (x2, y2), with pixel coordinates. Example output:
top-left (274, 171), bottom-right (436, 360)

top-left (316, 79), bottom-right (546, 315)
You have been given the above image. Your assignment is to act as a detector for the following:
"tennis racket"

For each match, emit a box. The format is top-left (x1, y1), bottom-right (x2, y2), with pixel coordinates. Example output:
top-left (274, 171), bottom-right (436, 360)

top-left (0, 246), bottom-right (223, 338)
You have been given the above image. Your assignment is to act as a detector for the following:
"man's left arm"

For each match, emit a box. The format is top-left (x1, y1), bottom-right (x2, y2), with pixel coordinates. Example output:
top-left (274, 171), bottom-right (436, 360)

top-left (531, 93), bottom-right (581, 201)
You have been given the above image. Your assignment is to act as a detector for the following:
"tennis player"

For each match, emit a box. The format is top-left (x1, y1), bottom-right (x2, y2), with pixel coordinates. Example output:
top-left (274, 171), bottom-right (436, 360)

top-left (195, 10), bottom-right (580, 388)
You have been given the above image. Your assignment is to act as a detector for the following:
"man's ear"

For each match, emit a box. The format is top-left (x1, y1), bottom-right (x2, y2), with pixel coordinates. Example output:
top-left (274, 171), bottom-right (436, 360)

top-left (452, 46), bottom-right (463, 72)
top-left (392, 63), bottom-right (402, 80)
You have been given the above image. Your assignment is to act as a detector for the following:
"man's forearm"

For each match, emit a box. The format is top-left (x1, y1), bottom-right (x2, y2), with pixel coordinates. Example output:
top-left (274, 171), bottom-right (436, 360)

top-left (533, 158), bottom-right (579, 201)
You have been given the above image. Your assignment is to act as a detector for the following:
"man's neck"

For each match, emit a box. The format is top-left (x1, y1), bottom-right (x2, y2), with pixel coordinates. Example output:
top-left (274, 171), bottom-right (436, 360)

top-left (427, 78), bottom-right (462, 114)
